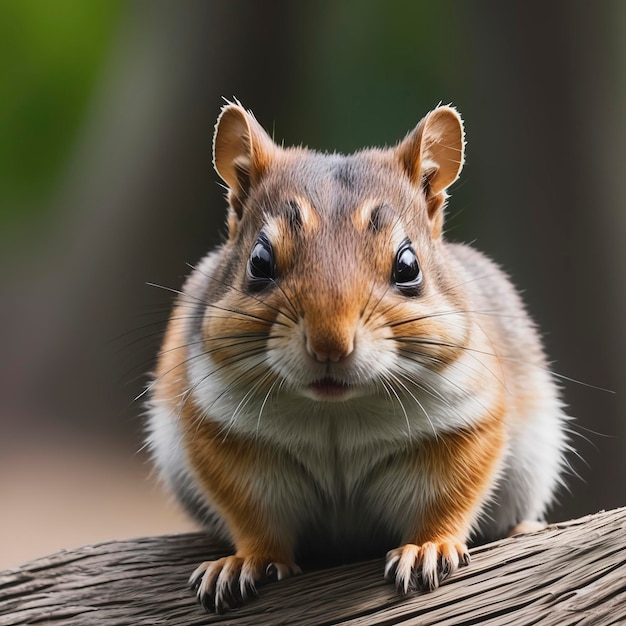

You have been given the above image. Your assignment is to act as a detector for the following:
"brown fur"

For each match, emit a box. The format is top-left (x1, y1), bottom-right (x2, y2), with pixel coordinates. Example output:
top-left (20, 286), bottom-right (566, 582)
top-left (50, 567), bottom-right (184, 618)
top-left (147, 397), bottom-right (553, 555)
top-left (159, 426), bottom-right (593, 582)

top-left (406, 409), bottom-right (506, 545)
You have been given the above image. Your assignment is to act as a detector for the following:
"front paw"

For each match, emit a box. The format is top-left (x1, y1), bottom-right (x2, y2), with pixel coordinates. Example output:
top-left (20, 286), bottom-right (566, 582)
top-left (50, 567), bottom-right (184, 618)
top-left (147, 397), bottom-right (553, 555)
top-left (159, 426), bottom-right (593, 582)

top-left (385, 540), bottom-right (470, 593)
top-left (189, 555), bottom-right (301, 613)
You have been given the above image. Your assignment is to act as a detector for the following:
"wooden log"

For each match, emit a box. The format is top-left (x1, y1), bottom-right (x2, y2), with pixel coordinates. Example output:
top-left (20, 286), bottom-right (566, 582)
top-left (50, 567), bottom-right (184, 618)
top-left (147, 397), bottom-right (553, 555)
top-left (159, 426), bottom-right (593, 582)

top-left (1, 508), bottom-right (624, 625)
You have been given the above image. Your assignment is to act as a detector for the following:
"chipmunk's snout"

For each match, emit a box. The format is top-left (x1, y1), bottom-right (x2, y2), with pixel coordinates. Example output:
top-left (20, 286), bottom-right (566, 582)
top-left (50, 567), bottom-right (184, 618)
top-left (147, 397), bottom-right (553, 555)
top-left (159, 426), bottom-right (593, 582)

top-left (306, 331), bottom-right (354, 363)
top-left (303, 309), bottom-right (357, 364)
top-left (298, 273), bottom-right (364, 365)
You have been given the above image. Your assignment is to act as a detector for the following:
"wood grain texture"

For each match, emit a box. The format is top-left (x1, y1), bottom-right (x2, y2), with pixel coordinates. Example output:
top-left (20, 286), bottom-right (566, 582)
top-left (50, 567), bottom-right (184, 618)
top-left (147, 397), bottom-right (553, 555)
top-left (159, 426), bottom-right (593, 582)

top-left (1, 508), bottom-right (624, 625)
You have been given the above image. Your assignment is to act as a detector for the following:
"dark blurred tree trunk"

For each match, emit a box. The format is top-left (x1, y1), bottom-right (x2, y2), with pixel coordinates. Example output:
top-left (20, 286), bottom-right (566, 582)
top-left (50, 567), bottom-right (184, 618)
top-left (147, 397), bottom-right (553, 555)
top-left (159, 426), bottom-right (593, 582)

top-left (459, 0), bottom-right (625, 517)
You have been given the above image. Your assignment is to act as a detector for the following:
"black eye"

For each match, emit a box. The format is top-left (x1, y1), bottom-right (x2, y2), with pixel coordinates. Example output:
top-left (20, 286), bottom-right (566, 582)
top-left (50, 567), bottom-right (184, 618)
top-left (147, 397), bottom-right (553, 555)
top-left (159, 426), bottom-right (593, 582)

top-left (393, 238), bottom-right (422, 294)
top-left (247, 232), bottom-right (275, 290)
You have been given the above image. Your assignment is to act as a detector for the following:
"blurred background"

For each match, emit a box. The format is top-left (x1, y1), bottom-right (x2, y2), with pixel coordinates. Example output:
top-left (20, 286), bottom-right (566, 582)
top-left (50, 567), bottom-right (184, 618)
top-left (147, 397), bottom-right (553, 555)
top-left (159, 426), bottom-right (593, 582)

top-left (1, 0), bottom-right (624, 570)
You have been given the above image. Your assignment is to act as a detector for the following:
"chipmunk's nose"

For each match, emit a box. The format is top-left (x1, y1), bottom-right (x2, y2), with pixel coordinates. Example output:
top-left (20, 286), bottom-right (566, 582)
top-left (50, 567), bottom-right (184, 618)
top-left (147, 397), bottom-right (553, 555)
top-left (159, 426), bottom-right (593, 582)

top-left (305, 326), bottom-right (355, 363)
top-left (307, 337), bottom-right (354, 363)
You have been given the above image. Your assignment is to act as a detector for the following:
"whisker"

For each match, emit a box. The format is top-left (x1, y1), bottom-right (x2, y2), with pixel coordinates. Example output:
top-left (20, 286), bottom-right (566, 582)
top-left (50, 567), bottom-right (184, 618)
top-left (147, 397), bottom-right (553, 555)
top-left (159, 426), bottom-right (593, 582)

top-left (392, 336), bottom-right (499, 359)
top-left (219, 359), bottom-right (275, 442)
top-left (379, 373), bottom-right (412, 442)
top-left (120, 333), bottom-right (268, 388)
top-left (146, 281), bottom-right (208, 305)
top-left (109, 317), bottom-right (183, 345)
top-left (362, 282), bottom-right (393, 327)
top-left (386, 307), bottom-right (523, 330)
top-left (186, 262), bottom-right (299, 325)
top-left (396, 342), bottom-right (507, 404)
top-left (178, 346), bottom-right (267, 410)
top-left (147, 282), bottom-right (291, 329)
top-left (402, 339), bottom-right (507, 392)
top-left (385, 370), bottom-right (437, 439)
top-left (548, 372), bottom-right (614, 394)
top-left (269, 276), bottom-right (302, 323)
top-left (401, 350), bottom-right (500, 422)
top-left (395, 362), bottom-right (491, 427)
top-left (110, 315), bottom-right (204, 352)
top-left (395, 335), bottom-right (608, 395)
top-left (138, 342), bottom-right (267, 404)
top-left (162, 334), bottom-right (267, 355)
top-left (256, 375), bottom-right (281, 439)
top-left (197, 355), bottom-right (271, 427)
top-left (375, 375), bottom-right (399, 427)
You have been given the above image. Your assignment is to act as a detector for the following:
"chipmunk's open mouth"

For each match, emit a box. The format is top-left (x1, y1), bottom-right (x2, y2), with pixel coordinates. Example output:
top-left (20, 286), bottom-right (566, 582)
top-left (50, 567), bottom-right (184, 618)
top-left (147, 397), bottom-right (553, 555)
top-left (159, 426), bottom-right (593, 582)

top-left (308, 377), bottom-right (354, 401)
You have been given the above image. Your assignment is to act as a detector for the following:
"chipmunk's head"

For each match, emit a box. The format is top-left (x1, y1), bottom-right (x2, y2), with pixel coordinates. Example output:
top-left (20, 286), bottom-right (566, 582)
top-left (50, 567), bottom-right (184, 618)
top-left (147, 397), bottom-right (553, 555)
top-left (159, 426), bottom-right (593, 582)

top-left (200, 102), bottom-right (468, 413)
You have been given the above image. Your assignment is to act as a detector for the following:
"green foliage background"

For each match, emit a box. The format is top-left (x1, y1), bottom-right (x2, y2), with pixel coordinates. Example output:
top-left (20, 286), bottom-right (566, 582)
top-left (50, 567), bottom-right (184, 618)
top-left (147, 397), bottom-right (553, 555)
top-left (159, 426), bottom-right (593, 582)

top-left (0, 0), bottom-right (121, 227)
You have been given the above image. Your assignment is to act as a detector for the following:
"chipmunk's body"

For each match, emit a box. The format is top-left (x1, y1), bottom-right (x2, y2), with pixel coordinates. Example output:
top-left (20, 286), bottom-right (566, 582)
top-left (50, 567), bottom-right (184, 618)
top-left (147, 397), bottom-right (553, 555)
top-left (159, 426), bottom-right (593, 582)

top-left (147, 104), bottom-right (568, 613)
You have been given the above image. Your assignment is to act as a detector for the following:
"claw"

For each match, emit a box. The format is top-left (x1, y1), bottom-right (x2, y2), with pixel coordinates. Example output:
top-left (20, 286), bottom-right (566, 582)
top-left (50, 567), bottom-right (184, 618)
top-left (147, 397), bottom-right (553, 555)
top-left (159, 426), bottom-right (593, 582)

top-left (199, 589), bottom-right (215, 613)
top-left (268, 562), bottom-right (296, 581)
top-left (385, 540), bottom-right (470, 594)
top-left (384, 551), bottom-right (401, 580)
top-left (189, 561), bottom-right (209, 588)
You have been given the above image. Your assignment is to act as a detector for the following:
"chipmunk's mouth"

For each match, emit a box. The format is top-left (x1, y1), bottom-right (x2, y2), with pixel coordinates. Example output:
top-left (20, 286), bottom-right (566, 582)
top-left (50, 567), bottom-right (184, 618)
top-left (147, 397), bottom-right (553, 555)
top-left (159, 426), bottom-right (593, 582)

top-left (308, 377), bottom-right (354, 401)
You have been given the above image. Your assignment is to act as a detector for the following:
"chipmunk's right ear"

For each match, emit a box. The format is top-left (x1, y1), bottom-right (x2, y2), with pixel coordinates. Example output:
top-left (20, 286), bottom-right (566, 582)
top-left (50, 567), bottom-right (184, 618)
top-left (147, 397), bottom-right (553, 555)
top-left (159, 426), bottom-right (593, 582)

top-left (213, 103), bottom-right (277, 220)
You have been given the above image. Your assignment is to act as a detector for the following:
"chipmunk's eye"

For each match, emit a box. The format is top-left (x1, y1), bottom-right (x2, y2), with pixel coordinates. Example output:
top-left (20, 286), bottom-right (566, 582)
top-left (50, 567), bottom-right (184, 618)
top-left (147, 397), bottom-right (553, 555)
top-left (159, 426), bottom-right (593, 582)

top-left (247, 232), bottom-right (275, 290)
top-left (393, 238), bottom-right (423, 295)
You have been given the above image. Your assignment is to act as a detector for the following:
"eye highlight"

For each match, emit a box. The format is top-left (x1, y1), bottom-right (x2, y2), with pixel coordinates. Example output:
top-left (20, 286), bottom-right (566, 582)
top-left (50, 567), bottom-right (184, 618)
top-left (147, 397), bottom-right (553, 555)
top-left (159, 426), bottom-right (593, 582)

top-left (247, 231), bottom-right (275, 290)
top-left (393, 238), bottom-right (423, 295)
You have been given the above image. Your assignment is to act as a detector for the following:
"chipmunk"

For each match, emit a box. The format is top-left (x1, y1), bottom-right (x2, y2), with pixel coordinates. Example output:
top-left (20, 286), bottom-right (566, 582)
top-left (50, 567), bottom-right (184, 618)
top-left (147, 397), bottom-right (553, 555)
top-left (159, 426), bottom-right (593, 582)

top-left (146, 102), bottom-right (569, 613)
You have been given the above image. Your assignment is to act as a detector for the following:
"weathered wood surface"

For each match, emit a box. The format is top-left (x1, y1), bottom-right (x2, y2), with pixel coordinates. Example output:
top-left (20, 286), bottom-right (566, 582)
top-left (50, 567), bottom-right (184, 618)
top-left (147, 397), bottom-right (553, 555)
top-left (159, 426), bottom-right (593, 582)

top-left (1, 508), bottom-right (624, 626)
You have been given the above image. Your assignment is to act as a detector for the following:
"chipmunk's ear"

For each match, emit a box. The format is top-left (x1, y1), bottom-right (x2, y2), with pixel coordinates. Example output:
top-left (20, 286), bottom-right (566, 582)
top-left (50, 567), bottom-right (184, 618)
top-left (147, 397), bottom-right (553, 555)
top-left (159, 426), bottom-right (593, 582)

top-left (213, 103), bottom-right (277, 220)
top-left (396, 106), bottom-right (465, 236)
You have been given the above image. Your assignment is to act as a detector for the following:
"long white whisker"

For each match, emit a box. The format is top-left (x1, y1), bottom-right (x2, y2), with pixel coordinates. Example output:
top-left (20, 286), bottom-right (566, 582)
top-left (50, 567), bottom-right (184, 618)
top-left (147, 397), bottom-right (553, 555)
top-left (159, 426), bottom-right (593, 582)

top-left (386, 370), bottom-right (438, 440)
top-left (256, 376), bottom-right (281, 439)
top-left (221, 363), bottom-right (275, 442)
top-left (379, 373), bottom-right (412, 442)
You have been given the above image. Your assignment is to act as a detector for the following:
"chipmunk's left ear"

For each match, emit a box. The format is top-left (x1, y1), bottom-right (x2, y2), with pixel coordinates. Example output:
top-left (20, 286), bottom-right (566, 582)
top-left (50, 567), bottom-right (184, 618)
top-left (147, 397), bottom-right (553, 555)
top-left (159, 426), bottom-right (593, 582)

top-left (396, 106), bottom-right (465, 235)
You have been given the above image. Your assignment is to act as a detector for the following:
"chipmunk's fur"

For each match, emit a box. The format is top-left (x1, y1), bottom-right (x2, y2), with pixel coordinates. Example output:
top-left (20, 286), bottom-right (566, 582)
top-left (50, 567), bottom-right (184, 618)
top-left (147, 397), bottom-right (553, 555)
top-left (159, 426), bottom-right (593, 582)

top-left (146, 103), bottom-right (569, 613)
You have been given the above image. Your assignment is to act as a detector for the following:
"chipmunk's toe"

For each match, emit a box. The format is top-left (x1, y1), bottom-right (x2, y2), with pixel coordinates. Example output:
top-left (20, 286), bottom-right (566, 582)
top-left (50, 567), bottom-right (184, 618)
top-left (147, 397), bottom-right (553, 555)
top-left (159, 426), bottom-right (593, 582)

top-left (190, 555), bottom-right (300, 614)
top-left (385, 540), bottom-right (469, 594)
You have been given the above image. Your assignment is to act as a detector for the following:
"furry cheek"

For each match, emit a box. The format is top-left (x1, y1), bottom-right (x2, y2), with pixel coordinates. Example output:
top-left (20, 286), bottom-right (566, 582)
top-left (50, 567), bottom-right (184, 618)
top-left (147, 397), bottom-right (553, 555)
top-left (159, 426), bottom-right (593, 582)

top-left (387, 297), bottom-right (470, 371)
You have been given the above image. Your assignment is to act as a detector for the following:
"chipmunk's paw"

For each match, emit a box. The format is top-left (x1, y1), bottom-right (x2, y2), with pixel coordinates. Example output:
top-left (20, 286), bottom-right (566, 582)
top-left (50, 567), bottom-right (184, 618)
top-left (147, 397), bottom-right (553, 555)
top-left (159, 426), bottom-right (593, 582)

top-left (385, 540), bottom-right (470, 594)
top-left (189, 555), bottom-right (301, 613)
